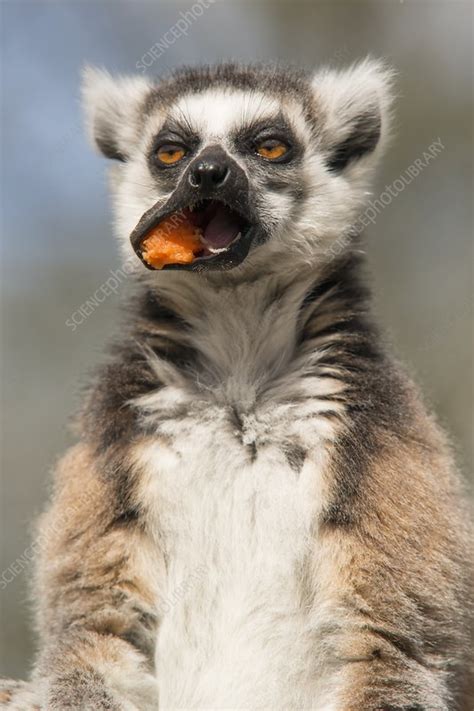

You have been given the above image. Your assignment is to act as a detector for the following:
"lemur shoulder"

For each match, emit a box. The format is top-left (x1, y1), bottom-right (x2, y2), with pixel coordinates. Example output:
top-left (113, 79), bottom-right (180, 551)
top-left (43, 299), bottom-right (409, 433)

top-left (2, 60), bottom-right (472, 711)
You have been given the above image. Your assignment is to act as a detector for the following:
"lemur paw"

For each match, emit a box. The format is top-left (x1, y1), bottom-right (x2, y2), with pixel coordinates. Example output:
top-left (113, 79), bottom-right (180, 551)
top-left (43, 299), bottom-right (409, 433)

top-left (46, 670), bottom-right (135, 710)
top-left (0, 679), bottom-right (42, 710)
top-left (0, 673), bottom-right (141, 711)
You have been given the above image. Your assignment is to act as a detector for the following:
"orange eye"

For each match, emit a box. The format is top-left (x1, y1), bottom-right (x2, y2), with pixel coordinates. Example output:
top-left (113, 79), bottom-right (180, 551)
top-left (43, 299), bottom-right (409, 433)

top-left (256, 140), bottom-right (288, 161)
top-left (156, 145), bottom-right (186, 165)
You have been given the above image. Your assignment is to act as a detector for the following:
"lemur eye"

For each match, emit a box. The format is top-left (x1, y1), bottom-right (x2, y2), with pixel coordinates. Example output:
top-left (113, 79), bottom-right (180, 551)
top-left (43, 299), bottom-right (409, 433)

top-left (156, 144), bottom-right (187, 166)
top-left (255, 139), bottom-right (289, 161)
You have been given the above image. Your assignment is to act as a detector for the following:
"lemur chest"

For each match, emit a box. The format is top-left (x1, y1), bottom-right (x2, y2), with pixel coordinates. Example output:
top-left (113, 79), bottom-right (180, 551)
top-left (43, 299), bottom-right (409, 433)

top-left (136, 389), bottom-right (334, 558)
top-left (135, 394), bottom-right (335, 707)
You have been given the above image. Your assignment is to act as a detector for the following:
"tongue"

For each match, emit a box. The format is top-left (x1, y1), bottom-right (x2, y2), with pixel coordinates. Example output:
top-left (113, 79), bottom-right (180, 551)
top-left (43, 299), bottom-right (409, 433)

top-left (202, 204), bottom-right (241, 249)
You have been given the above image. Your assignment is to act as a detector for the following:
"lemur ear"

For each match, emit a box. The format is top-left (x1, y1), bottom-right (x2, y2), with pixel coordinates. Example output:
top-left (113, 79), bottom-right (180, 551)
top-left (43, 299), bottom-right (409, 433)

top-left (81, 66), bottom-right (152, 161)
top-left (312, 58), bottom-right (395, 173)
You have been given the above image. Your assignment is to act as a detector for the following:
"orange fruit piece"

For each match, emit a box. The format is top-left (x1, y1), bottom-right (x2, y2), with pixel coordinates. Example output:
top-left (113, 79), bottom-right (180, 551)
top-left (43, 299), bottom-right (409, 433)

top-left (141, 214), bottom-right (202, 269)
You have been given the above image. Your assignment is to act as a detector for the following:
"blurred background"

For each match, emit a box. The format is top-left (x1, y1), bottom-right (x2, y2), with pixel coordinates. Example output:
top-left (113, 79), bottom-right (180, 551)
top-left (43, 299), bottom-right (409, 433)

top-left (1, 0), bottom-right (472, 679)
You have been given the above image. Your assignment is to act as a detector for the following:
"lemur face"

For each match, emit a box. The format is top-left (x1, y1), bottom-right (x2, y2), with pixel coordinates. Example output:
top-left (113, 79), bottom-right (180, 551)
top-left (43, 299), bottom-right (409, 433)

top-left (83, 61), bottom-right (393, 274)
top-left (129, 88), bottom-right (309, 272)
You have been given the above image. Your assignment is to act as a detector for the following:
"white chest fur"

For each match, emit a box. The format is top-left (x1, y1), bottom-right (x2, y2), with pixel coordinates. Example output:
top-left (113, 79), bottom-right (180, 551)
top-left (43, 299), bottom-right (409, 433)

top-left (135, 393), bottom-right (337, 710)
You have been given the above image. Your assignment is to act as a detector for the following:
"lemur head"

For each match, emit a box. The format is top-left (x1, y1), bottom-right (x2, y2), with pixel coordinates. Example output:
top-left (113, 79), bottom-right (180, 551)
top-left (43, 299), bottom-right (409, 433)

top-left (82, 60), bottom-right (393, 277)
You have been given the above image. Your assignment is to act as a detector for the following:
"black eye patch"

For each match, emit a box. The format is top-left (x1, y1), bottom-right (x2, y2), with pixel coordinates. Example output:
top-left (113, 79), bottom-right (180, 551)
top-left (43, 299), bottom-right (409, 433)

top-left (147, 122), bottom-right (201, 187)
top-left (232, 117), bottom-right (302, 164)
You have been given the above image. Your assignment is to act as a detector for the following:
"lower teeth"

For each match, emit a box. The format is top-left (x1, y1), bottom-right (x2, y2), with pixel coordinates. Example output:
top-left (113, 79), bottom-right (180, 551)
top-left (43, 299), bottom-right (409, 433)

top-left (203, 232), bottom-right (242, 254)
top-left (207, 246), bottom-right (230, 254)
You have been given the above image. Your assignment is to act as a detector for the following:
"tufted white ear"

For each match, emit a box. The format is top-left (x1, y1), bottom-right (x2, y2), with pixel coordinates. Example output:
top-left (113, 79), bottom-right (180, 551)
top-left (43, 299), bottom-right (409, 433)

top-left (81, 66), bottom-right (153, 161)
top-left (312, 57), bottom-right (395, 174)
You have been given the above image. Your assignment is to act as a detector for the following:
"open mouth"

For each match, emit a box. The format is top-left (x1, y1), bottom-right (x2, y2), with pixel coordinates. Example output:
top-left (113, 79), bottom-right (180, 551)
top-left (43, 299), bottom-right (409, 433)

top-left (131, 199), bottom-right (254, 272)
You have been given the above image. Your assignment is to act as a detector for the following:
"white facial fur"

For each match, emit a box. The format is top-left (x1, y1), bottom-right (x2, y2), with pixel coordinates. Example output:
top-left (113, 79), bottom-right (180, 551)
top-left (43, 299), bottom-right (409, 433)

top-left (82, 60), bottom-right (394, 276)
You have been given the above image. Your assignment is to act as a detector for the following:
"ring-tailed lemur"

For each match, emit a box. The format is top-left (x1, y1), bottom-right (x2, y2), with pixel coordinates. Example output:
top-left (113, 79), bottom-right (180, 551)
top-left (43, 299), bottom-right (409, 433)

top-left (1, 60), bottom-right (472, 711)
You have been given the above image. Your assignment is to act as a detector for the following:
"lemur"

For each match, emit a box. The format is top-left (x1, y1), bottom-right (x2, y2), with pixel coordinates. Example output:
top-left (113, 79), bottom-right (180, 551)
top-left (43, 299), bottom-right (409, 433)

top-left (1, 60), bottom-right (472, 711)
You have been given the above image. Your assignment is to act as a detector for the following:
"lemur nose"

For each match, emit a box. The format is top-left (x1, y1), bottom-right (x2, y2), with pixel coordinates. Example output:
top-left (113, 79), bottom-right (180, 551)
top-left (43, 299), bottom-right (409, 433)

top-left (188, 160), bottom-right (229, 190)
